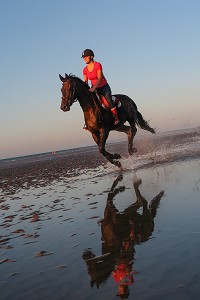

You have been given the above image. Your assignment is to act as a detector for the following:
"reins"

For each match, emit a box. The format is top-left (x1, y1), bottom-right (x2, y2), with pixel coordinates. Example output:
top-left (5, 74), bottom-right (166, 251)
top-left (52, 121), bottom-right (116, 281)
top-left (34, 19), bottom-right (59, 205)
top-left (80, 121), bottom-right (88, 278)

top-left (91, 93), bottom-right (103, 124)
top-left (62, 81), bottom-right (77, 105)
top-left (62, 75), bottom-right (103, 124)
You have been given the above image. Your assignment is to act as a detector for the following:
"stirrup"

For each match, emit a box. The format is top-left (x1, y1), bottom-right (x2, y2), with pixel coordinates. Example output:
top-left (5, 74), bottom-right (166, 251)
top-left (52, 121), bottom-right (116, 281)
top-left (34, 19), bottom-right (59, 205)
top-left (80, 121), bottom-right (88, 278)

top-left (114, 118), bottom-right (120, 126)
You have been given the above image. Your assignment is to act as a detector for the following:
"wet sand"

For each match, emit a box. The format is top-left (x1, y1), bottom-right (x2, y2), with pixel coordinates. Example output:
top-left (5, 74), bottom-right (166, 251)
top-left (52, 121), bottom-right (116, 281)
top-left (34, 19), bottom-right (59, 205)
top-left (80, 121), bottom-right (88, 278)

top-left (1, 128), bottom-right (200, 299)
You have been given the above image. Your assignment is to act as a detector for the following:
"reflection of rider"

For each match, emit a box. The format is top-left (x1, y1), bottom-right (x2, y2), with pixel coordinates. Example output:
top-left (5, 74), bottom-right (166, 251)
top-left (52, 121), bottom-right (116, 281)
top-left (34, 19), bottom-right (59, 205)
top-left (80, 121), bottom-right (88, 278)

top-left (107, 176), bottom-right (137, 298)
top-left (112, 239), bottom-right (135, 298)
top-left (113, 262), bottom-right (133, 298)
top-left (82, 174), bottom-right (164, 298)
top-left (81, 48), bottom-right (120, 126)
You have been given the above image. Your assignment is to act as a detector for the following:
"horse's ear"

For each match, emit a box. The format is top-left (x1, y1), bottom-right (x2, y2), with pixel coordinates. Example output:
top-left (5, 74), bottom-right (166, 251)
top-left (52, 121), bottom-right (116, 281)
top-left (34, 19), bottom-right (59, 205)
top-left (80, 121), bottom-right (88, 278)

top-left (59, 74), bottom-right (65, 82)
top-left (65, 73), bottom-right (69, 78)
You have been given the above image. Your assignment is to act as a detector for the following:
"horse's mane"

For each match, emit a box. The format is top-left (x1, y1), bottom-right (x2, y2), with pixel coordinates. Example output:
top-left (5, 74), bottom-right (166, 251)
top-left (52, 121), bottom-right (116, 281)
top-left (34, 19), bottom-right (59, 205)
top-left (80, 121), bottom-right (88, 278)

top-left (67, 73), bottom-right (90, 90)
top-left (66, 74), bottom-right (103, 121)
top-left (67, 73), bottom-right (102, 107)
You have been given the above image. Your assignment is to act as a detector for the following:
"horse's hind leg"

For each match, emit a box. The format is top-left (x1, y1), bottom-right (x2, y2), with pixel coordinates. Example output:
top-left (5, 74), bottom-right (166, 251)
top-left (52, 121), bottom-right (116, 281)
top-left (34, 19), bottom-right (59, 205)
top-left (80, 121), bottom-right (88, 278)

top-left (116, 124), bottom-right (137, 155)
top-left (128, 123), bottom-right (137, 155)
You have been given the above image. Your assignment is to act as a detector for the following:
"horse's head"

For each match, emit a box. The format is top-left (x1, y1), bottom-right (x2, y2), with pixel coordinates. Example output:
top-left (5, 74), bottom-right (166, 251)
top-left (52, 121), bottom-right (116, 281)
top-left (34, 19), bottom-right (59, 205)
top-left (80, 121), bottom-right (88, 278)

top-left (59, 74), bottom-right (77, 112)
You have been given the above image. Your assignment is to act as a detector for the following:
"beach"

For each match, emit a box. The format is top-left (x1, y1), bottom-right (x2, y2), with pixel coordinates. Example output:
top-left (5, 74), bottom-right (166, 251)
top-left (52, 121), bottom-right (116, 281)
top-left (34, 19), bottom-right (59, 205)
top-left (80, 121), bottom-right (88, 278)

top-left (1, 127), bottom-right (200, 300)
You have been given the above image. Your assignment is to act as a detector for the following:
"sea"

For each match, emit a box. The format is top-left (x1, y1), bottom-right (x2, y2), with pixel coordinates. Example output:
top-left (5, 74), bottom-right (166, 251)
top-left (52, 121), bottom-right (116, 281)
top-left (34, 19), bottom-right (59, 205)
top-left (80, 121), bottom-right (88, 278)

top-left (1, 127), bottom-right (200, 300)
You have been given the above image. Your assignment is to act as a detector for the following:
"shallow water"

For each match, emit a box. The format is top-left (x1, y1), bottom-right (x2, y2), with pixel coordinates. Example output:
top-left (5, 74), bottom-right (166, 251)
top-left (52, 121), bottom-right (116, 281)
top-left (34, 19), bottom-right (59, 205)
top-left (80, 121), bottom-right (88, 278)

top-left (1, 129), bottom-right (200, 300)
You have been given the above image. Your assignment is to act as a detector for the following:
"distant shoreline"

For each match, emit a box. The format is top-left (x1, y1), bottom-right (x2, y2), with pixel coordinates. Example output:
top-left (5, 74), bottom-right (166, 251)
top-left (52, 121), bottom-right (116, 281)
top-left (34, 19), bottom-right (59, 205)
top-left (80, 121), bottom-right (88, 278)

top-left (1, 126), bottom-right (199, 163)
top-left (1, 127), bottom-right (200, 180)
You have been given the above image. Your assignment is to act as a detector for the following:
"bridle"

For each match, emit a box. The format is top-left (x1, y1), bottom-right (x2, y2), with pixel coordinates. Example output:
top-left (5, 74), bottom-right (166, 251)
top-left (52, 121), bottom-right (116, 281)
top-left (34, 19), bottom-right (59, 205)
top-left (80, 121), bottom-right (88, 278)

top-left (62, 80), bottom-right (77, 106)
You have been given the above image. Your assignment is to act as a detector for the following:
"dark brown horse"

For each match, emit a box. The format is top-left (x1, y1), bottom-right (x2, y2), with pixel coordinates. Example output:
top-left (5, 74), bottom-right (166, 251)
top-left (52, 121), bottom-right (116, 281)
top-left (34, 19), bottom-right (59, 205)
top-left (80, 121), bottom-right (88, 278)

top-left (59, 73), bottom-right (155, 167)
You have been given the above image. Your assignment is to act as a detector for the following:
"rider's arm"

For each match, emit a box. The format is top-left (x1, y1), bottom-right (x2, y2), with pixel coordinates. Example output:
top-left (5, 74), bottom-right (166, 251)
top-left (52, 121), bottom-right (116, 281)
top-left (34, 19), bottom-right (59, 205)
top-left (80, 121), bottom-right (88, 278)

top-left (89, 69), bottom-right (102, 92)
top-left (83, 74), bottom-right (88, 85)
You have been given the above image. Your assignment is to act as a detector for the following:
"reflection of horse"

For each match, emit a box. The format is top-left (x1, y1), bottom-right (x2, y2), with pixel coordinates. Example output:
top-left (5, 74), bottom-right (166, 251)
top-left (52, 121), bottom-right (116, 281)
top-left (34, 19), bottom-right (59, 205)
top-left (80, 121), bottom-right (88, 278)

top-left (59, 74), bottom-right (155, 167)
top-left (82, 174), bottom-right (164, 298)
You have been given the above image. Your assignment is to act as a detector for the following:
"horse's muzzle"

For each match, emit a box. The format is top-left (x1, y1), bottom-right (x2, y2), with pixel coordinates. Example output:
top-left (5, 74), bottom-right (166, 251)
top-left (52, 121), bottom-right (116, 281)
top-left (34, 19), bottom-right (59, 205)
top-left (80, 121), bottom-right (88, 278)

top-left (60, 105), bottom-right (70, 112)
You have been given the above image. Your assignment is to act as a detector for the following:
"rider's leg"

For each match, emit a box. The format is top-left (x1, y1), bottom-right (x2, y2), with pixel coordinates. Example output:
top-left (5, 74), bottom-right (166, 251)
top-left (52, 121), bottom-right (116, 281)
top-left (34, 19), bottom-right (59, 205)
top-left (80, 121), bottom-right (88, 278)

top-left (110, 107), bottom-right (120, 125)
top-left (97, 84), bottom-right (120, 125)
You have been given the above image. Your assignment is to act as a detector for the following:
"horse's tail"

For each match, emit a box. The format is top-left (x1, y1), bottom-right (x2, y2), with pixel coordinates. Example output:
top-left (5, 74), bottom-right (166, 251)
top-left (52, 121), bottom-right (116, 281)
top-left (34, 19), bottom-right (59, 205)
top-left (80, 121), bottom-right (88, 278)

top-left (135, 110), bottom-right (155, 133)
top-left (130, 100), bottom-right (155, 133)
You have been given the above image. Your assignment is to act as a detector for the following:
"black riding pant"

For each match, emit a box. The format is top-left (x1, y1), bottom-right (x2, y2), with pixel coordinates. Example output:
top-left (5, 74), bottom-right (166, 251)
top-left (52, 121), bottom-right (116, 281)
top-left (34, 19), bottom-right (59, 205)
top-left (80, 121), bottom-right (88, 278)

top-left (96, 83), bottom-right (115, 109)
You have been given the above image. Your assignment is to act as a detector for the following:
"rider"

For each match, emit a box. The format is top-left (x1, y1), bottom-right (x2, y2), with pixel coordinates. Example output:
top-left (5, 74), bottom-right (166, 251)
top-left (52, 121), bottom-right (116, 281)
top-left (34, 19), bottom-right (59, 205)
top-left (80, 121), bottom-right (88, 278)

top-left (81, 48), bottom-right (120, 126)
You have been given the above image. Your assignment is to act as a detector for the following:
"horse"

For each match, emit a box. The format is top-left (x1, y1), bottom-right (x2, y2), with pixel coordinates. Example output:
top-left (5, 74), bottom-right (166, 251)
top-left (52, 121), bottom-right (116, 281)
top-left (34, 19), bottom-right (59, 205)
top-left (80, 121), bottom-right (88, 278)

top-left (59, 73), bottom-right (155, 167)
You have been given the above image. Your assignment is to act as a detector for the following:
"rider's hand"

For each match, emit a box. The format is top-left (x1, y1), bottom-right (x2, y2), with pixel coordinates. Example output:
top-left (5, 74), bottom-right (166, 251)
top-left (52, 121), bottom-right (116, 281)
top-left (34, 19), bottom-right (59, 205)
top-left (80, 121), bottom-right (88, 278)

top-left (89, 87), bottom-right (95, 92)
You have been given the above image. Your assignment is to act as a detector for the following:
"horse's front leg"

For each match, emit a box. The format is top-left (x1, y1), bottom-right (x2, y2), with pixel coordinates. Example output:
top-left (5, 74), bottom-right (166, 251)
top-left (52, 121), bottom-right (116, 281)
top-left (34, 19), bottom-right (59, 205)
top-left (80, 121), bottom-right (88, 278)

top-left (91, 130), bottom-right (121, 167)
top-left (99, 129), bottom-right (121, 167)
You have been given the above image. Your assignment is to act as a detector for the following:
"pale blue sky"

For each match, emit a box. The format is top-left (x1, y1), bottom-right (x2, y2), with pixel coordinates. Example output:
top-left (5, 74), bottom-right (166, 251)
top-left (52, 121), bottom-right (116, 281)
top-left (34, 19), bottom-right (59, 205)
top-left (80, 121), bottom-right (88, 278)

top-left (0, 0), bottom-right (200, 159)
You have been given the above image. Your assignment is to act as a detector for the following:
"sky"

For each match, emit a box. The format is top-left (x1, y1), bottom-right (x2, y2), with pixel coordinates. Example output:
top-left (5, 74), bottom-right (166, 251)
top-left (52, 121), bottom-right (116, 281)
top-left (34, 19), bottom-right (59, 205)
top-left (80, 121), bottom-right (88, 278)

top-left (0, 0), bottom-right (200, 159)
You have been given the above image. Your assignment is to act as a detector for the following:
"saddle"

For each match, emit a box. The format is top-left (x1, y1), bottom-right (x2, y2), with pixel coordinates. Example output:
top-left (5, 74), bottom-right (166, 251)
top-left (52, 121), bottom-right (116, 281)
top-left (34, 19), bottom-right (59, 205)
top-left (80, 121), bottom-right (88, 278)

top-left (96, 93), bottom-right (121, 110)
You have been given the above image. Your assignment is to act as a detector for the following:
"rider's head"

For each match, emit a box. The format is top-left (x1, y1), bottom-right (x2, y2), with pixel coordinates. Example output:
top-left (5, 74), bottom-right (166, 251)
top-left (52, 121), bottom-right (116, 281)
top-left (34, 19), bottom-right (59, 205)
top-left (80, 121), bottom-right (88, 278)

top-left (81, 49), bottom-right (94, 64)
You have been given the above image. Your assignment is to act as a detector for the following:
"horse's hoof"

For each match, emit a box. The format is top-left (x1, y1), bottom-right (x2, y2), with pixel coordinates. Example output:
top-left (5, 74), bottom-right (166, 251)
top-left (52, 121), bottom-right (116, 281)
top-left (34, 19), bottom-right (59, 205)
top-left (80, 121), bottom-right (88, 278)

top-left (129, 148), bottom-right (137, 155)
top-left (113, 153), bottom-right (121, 159)
top-left (114, 160), bottom-right (121, 168)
